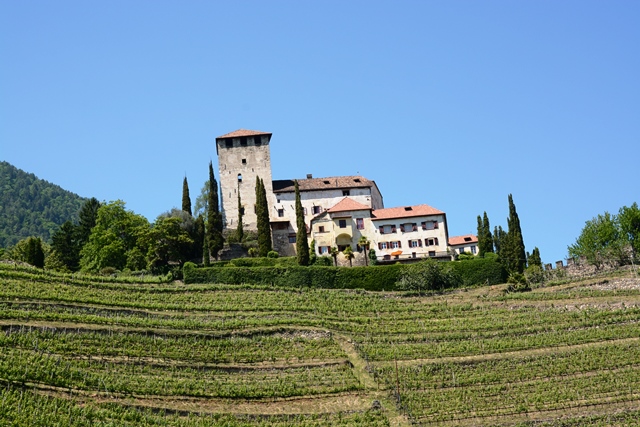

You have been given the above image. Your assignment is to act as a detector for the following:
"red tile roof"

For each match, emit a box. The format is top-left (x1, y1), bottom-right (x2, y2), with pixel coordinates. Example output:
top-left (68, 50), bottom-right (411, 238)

top-left (372, 204), bottom-right (444, 220)
top-left (448, 235), bottom-right (478, 246)
top-left (217, 129), bottom-right (271, 139)
top-left (327, 197), bottom-right (372, 213)
top-left (272, 176), bottom-right (375, 193)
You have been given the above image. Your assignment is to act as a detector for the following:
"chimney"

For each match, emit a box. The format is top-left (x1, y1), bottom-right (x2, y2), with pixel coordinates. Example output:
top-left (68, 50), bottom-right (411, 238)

top-left (306, 174), bottom-right (313, 179)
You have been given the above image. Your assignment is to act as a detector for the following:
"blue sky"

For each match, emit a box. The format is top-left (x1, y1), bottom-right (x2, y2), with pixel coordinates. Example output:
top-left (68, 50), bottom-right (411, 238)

top-left (1, 1), bottom-right (638, 264)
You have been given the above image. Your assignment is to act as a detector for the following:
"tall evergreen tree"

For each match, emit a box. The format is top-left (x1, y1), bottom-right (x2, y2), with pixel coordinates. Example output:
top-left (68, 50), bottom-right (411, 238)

top-left (504, 194), bottom-right (526, 273)
top-left (482, 212), bottom-right (494, 254)
top-left (527, 247), bottom-right (542, 268)
top-left (207, 162), bottom-right (224, 259)
top-left (236, 188), bottom-right (244, 242)
top-left (77, 198), bottom-right (101, 246)
top-left (294, 180), bottom-right (310, 266)
top-left (493, 225), bottom-right (506, 256)
top-left (255, 176), bottom-right (272, 257)
top-left (182, 176), bottom-right (192, 216)
top-left (477, 215), bottom-right (485, 256)
top-left (51, 221), bottom-right (80, 271)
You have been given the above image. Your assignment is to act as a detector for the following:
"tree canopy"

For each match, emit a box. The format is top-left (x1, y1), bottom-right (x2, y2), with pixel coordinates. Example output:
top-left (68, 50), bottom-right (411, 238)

top-left (294, 180), bottom-right (310, 266)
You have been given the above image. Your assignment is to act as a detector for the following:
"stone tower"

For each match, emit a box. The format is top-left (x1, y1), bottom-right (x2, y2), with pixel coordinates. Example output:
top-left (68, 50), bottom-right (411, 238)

top-left (215, 129), bottom-right (274, 230)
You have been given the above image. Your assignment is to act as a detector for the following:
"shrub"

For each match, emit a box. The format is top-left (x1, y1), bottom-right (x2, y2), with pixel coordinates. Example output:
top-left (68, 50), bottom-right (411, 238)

top-left (450, 257), bottom-right (507, 286)
top-left (396, 260), bottom-right (458, 293)
top-left (524, 265), bottom-right (545, 285)
top-left (506, 272), bottom-right (531, 292)
top-left (267, 251), bottom-right (279, 258)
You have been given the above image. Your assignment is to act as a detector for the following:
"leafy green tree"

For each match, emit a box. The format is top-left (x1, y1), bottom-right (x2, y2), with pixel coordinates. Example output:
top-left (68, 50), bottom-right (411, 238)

top-left (343, 246), bottom-right (354, 267)
top-left (397, 259), bottom-right (458, 294)
top-left (618, 202), bottom-right (640, 263)
top-left (503, 194), bottom-right (526, 274)
top-left (207, 162), bottom-right (224, 260)
top-left (79, 200), bottom-right (150, 272)
top-left (193, 181), bottom-right (209, 218)
top-left (51, 221), bottom-right (80, 271)
top-left (182, 176), bottom-right (192, 216)
top-left (203, 235), bottom-right (210, 266)
top-left (255, 176), bottom-right (272, 257)
top-left (568, 211), bottom-right (624, 269)
top-left (368, 247), bottom-right (378, 265)
top-left (294, 180), bottom-right (310, 266)
top-left (358, 235), bottom-right (370, 266)
top-left (145, 216), bottom-right (194, 271)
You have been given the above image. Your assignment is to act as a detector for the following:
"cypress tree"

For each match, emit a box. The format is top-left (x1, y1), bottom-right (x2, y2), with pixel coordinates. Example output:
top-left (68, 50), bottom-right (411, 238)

top-left (207, 161), bottom-right (224, 259)
top-left (182, 176), bottom-right (192, 216)
top-left (504, 194), bottom-right (526, 273)
top-left (493, 225), bottom-right (506, 256)
top-left (77, 198), bottom-right (101, 246)
top-left (477, 215), bottom-right (485, 256)
top-left (527, 247), bottom-right (542, 268)
top-left (483, 212), bottom-right (494, 254)
top-left (294, 180), bottom-right (310, 266)
top-left (255, 176), bottom-right (272, 257)
top-left (236, 189), bottom-right (244, 242)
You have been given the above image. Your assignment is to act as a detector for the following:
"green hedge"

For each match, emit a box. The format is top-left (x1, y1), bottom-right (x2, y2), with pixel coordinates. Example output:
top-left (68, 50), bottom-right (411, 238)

top-left (183, 257), bottom-right (506, 290)
top-left (449, 257), bottom-right (507, 286)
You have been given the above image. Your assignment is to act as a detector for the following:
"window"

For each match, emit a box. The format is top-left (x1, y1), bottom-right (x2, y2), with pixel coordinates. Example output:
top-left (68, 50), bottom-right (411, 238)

top-left (319, 246), bottom-right (329, 254)
top-left (428, 251), bottom-right (436, 257)
top-left (254, 136), bottom-right (261, 145)
top-left (242, 159), bottom-right (247, 164)
top-left (338, 245), bottom-right (348, 251)
top-left (239, 207), bottom-right (245, 215)
top-left (379, 242), bottom-right (388, 250)
top-left (422, 221), bottom-right (438, 230)
top-left (400, 223), bottom-right (417, 233)
top-left (356, 218), bottom-right (364, 230)
top-left (391, 241), bottom-right (401, 249)
top-left (318, 226), bottom-right (325, 233)
top-left (312, 206), bottom-right (322, 214)
top-left (303, 207), bottom-right (307, 215)
top-left (410, 240), bottom-right (420, 248)
top-left (237, 174), bottom-right (242, 182)
top-left (240, 137), bottom-right (247, 146)
top-left (471, 245), bottom-right (477, 254)
top-left (225, 139), bottom-right (233, 148)
top-left (288, 235), bottom-right (296, 243)
top-left (278, 209), bottom-right (284, 217)
top-left (426, 238), bottom-right (434, 246)
top-left (339, 219), bottom-right (347, 228)
top-left (380, 224), bottom-right (396, 234)
top-left (343, 190), bottom-right (350, 196)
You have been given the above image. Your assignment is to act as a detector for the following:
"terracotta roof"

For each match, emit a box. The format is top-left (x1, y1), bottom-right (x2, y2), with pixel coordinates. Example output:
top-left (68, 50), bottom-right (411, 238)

top-left (217, 129), bottom-right (271, 139)
top-left (448, 234), bottom-right (478, 246)
top-left (371, 204), bottom-right (444, 220)
top-left (327, 197), bottom-right (372, 213)
top-left (272, 176), bottom-right (375, 193)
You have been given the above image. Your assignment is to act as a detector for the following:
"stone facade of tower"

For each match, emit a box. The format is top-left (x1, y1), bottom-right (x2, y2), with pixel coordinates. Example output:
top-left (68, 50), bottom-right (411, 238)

top-left (215, 129), bottom-right (274, 230)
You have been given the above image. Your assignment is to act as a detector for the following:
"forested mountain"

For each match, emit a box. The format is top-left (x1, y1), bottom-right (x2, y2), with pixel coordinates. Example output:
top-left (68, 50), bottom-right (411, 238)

top-left (0, 161), bottom-right (87, 247)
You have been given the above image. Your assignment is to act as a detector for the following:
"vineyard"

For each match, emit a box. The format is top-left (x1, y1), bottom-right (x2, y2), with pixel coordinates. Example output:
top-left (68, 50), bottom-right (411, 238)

top-left (1, 262), bottom-right (640, 426)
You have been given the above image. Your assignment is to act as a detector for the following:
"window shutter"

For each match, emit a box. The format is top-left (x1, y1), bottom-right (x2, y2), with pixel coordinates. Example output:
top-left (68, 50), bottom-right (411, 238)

top-left (398, 241), bottom-right (402, 248)
top-left (407, 240), bottom-right (411, 248)
top-left (424, 239), bottom-right (429, 246)
top-left (421, 221), bottom-right (426, 230)
top-left (378, 242), bottom-right (382, 250)
top-left (418, 239), bottom-right (423, 247)
top-left (412, 224), bottom-right (417, 231)
top-left (400, 225), bottom-right (405, 232)
top-left (435, 237), bottom-right (439, 245)
top-left (379, 226), bottom-right (384, 234)
top-left (392, 225), bottom-right (397, 233)
top-left (434, 221), bottom-right (439, 229)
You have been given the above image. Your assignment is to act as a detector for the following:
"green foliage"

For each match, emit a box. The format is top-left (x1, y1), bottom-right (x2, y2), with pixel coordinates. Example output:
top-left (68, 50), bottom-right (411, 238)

top-left (502, 194), bottom-right (526, 274)
top-left (396, 259), bottom-right (458, 293)
top-left (618, 202), bottom-right (640, 263)
top-left (477, 212), bottom-right (494, 256)
top-left (343, 245), bottom-right (354, 267)
top-left (527, 246), bottom-right (542, 267)
top-left (255, 176), bottom-right (272, 257)
top-left (79, 200), bottom-right (150, 272)
top-left (449, 256), bottom-right (508, 286)
top-left (506, 272), bottom-right (531, 292)
top-left (568, 211), bottom-right (627, 269)
top-left (368, 247), bottom-right (378, 265)
top-left (145, 215), bottom-right (194, 272)
top-left (207, 161), bottom-right (224, 259)
top-left (330, 246), bottom-right (339, 266)
top-left (0, 161), bottom-right (87, 247)
top-left (313, 255), bottom-right (333, 266)
top-left (294, 180), bottom-right (310, 266)
top-left (493, 225), bottom-right (506, 256)
top-left (358, 235), bottom-right (371, 266)
top-left (9, 236), bottom-right (45, 268)
top-left (236, 189), bottom-right (244, 243)
top-left (181, 176), bottom-right (192, 215)
top-left (50, 220), bottom-right (80, 271)
top-left (267, 250), bottom-right (279, 258)
top-left (524, 264), bottom-right (545, 286)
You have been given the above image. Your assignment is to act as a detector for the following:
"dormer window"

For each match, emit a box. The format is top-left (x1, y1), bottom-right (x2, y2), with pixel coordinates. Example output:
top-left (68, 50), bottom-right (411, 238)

top-left (323, 180), bottom-right (331, 185)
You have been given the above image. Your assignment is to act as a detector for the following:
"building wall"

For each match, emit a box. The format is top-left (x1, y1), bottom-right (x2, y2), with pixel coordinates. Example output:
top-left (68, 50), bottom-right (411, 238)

top-left (217, 135), bottom-right (274, 229)
top-left (371, 214), bottom-right (449, 261)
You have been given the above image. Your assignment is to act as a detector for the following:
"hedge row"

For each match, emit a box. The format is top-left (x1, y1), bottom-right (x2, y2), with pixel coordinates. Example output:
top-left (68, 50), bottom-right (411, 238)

top-left (184, 257), bottom-right (505, 291)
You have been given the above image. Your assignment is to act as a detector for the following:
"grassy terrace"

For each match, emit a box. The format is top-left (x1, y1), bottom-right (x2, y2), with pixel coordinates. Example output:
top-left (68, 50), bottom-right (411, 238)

top-left (1, 263), bottom-right (640, 426)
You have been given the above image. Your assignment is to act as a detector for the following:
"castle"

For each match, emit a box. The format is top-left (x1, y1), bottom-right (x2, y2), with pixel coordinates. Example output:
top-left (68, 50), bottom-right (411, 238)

top-left (216, 129), bottom-right (477, 264)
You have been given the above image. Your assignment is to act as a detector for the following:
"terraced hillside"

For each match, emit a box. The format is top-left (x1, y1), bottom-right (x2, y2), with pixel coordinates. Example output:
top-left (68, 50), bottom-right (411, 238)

top-left (1, 262), bottom-right (639, 426)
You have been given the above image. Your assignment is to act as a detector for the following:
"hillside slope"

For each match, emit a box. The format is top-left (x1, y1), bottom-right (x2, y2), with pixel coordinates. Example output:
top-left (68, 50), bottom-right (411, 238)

top-left (0, 161), bottom-right (87, 247)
